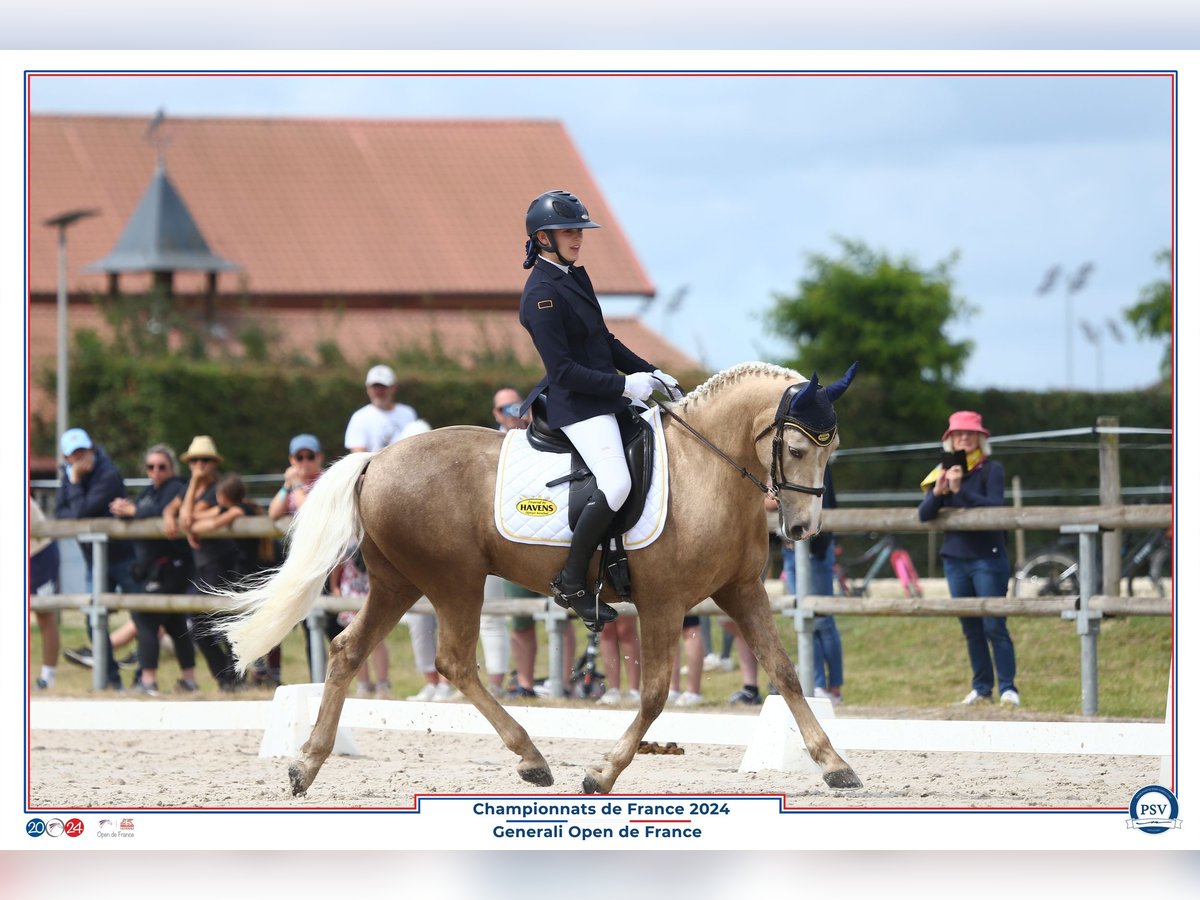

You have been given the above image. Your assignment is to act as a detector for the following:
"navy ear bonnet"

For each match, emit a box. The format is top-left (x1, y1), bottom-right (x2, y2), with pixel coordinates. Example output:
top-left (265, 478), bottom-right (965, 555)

top-left (775, 361), bottom-right (858, 445)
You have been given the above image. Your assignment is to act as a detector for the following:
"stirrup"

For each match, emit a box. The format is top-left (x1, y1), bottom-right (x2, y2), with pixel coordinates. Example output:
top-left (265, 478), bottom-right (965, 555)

top-left (550, 578), bottom-right (617, 630)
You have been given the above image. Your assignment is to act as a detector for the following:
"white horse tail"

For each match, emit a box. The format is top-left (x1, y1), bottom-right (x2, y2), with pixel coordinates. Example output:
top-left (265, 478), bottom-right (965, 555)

top-left (216, 451), bottom-right (376, 672)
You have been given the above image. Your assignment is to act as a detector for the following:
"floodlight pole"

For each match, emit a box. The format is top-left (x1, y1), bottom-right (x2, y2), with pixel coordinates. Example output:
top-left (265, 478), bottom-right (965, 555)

top-left (44, 209), bottom-right (99, 461)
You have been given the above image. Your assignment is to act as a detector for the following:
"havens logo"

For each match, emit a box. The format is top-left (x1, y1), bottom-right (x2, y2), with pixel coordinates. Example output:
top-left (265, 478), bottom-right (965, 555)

top-left (516, 498), bottom-right (557, 517)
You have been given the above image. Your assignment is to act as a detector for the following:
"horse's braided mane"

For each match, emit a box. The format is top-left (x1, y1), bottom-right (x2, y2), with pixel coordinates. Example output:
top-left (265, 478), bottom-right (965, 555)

top-left (675, 361), bottom-right (804, 408)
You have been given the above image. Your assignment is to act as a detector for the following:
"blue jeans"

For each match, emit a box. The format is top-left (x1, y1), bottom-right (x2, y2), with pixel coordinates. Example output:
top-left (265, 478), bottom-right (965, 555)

top-left (943, 555), bottom-right (1017, 697)
top-left (808, 542), bottom-right (842, 688)
top-left (84, 555), bottom-right (142, 685)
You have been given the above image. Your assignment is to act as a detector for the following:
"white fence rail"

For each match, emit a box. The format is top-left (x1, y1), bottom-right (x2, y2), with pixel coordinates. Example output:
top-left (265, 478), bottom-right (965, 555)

top-left (29, 504), bottom-right (1171, 713)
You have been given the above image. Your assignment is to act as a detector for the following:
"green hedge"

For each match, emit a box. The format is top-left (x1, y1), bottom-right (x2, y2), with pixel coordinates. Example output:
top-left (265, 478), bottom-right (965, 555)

top-left (33, 319), bottom-right (1171, 504)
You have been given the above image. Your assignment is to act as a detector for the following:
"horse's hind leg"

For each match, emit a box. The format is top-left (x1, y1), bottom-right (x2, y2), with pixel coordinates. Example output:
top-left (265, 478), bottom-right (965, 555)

top-left (432, 590), bottom-right (554, 787)
top-left (581, 608), bottom-right (675, 794)
top-left (289, 551), bottom-right (419, 797)
top-left (714, 579), bottom-right (862, 789)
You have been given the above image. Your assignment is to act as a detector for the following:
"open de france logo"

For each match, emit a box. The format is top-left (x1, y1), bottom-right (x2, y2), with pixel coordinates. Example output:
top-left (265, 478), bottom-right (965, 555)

top-left (1127, 785), bottom-right (1182, 834)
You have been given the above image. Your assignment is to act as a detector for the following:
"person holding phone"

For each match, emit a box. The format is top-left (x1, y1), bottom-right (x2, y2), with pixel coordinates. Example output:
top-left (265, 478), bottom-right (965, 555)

top-left (917, 411), bottom-right (1019, 707)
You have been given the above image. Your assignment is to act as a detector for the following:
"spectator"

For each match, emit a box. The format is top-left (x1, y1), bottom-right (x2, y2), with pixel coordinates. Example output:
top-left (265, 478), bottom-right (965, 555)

top-left (486, 387), bottom-right (565, 701)
top-left (667, 615), bottom-right (704, 706)
top-left (166, 435), bottom-right (241, 691)
top-left (774, 469), bottom-right (844, 704)
top-left (597, 616), bottom-right (641, 705)
top-left (341, 373), bottom-right (443, 701)
top-left (267, 433), bottom-right (324, 520)
top-left (918, 410), bottom-right (1018, 706)
top-left (62, 620), bottom-right (138, 672)
top-left (109, 444), bottom-right (198, 696)
top-left (344, 364), bottom-right (418, 454)
top-left (264, 433), bottom-right (331, 686)
top-left (330, 545), bottom-right (390, 697)
top-left (721, 618), bottom-right (763, 705)
top-left (54, 427), bottom-right (137, 690)
top-left (29, 498), bottom-right (61, 690)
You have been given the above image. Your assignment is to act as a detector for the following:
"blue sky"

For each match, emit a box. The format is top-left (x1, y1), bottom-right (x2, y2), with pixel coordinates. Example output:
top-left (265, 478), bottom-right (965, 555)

top-left (29, 71), bottom-right (1172, 391)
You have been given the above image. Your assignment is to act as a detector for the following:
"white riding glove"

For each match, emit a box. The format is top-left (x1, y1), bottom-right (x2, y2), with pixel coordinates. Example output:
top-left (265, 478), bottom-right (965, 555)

top-left (652, 369), bottom-right (684, 401)
top-left (623, 371), bottom-right (656, 402)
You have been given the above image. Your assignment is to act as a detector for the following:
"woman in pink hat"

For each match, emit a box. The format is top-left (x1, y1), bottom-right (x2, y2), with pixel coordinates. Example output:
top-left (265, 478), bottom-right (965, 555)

top-left (918, 411), bottom-right (1019, 706)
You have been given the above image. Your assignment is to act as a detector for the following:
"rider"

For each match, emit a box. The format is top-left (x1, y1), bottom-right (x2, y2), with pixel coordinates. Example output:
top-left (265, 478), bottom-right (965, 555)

top-left (518, 189), bottom-right (683, 627)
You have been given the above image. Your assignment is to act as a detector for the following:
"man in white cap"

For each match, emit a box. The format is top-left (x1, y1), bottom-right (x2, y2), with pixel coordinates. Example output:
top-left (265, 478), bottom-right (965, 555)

top-left (344, 364), bottom-right (419, 453)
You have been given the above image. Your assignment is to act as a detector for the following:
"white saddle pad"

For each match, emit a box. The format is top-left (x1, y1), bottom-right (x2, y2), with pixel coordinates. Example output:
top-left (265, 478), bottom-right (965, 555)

top-left (494, 406), bottom-right (669, 548)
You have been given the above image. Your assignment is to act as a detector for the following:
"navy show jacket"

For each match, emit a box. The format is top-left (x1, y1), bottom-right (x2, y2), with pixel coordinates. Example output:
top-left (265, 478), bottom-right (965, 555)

top-left (519, 258), bottom-right (655, 429)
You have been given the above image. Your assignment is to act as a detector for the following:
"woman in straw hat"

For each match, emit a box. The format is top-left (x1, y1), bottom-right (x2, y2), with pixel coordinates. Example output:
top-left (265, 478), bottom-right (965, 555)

top-left (165, 435), bottom-right (241, 691)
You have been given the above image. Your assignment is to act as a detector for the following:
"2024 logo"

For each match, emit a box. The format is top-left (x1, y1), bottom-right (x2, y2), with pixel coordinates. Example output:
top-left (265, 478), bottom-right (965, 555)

top-left (26, 817), bottom-right (84, 838)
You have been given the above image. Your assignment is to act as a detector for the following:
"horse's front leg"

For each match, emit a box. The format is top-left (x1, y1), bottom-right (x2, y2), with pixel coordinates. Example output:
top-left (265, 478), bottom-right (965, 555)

top-left (582, 609), bottom-right (675, 794)
top-left (714, 578), bottom-right (862, 789)
top-left (289, 588), bottom-right (410, 796)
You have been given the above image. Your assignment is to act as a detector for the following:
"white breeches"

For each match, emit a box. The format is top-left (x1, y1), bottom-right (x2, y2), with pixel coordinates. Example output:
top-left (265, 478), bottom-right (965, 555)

top-left (561, 413), bottom-right (632, 511)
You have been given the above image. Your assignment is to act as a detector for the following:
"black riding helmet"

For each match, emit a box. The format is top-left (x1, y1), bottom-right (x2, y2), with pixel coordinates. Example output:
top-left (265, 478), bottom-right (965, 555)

top-left (523, 190), bottom-right (601, 268)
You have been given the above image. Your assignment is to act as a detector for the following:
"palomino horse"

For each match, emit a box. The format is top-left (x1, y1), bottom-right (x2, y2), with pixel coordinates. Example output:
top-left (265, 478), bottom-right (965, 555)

top-left (218, 361), bottom-right (862, 796)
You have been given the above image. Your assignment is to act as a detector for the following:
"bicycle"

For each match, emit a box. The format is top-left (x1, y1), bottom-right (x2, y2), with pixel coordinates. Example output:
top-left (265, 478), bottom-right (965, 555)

top-left (833, 534), bottom-right (923, 599)
top-left (568, 628), bottom-right (607, 700)
top-left (1011, 528), bottom-right (1170, 599)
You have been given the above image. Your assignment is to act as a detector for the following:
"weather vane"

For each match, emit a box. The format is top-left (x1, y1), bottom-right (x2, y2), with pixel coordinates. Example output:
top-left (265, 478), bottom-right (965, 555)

top-left (145, 107), bottom-right (170, 165)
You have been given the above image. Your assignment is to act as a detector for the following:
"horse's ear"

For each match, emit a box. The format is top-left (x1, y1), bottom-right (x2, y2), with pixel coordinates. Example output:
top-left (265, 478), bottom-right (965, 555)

top-left (788, 373), bottom-right (821, 415)
top-left (824, 361), bottom-right (859, 404)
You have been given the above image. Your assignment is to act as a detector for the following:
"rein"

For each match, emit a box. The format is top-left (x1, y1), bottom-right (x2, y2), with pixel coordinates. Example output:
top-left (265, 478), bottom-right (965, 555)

top-left (658, 405), bottom-right (771, 495)
top-left (657, 387), bottom-right (829, 498)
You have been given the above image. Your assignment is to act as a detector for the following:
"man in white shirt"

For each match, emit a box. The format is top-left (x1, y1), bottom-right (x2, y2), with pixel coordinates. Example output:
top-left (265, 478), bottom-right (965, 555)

top-left (344, 364), bottom-right (418, 453)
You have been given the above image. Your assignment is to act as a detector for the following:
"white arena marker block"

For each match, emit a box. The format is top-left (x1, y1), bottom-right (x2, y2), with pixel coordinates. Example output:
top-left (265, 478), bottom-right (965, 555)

top-left (1159, 663), bottom-right (1173, 785)
top-left (259, 684), bottom-right (360, 759)
top-left (739, 694), bottom-right (835, 774)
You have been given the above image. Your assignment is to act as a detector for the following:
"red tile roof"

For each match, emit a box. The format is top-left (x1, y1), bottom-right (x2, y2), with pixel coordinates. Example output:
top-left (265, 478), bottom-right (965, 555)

top-left (29, 114), bottom-right (655, 300)
top-left (27, 114), bottom-right (704, 429)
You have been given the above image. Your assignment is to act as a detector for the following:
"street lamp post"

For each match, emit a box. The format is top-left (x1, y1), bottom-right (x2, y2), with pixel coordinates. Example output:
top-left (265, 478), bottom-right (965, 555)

top-left (44, 208), bottom-right (99, 461)
top-left (1037, 262), bottom-right (1093, 390)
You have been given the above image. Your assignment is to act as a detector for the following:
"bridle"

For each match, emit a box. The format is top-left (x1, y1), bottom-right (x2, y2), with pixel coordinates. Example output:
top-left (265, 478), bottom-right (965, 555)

top-left (657, 381), bottom-right (832, 498)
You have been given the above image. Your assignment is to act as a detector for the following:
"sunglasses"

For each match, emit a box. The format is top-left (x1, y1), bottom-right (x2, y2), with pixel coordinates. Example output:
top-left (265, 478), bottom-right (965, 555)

top-left (292, 451), bottom-right (317, 461)
top-left (495, 402), bottom-right (523, 417)
top-left (146, 462), bottom-right (170, 471)
top-left (189, 457), bottom-right (216, 465)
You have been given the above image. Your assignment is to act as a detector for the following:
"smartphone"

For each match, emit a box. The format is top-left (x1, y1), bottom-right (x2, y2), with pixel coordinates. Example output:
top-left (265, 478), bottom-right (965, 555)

top-left (940, 449), bottom-right (967, 470)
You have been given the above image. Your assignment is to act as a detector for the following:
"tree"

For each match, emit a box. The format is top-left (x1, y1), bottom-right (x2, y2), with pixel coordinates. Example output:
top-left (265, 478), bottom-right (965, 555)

top-left (765, 237), bottom-right (975, 437)
top-left (1124, 248), bottom-right (1172, 382)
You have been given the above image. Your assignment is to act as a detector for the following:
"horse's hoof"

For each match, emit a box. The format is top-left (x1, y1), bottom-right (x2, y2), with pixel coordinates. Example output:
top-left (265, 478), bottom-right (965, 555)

top-left (519, 766), bottom-right (554, 787)
top-left (288, 764), bottom-right (310, 797)
top-left (823, 767), bottom-right (863, 790)
top-left (582, 774), bottom-right (601, 794)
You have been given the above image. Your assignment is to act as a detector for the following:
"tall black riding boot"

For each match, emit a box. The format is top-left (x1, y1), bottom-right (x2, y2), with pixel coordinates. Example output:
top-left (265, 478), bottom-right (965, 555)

top-left (551, 489), bottom-right (619, 628)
